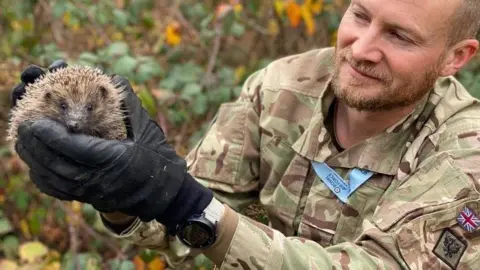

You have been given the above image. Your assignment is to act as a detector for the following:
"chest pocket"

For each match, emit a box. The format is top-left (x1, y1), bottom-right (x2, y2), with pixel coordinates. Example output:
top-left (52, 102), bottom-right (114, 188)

top-left (371, 153), bottom-right (480, 269)
top-left (297, 167), bottom-right (391, 247)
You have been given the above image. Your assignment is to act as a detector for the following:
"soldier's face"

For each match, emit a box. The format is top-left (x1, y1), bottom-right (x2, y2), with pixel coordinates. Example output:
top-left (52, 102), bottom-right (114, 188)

top-left (331, 0), bottom-right (459, 111)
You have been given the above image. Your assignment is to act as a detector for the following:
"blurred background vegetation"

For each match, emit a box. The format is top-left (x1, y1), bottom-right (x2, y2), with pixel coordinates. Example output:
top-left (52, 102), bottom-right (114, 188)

top-left (0, 0), bottom-right (479, 269)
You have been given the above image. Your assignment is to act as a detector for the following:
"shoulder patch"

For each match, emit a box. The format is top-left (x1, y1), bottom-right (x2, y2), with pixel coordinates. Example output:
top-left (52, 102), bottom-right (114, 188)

top-left (433, 229), bottom-right (467, 269)
top-left (456, 206), bottom-right (480, 233)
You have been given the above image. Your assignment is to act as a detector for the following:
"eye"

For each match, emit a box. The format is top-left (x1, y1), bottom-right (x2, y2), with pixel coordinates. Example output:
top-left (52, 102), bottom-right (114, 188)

top-left (86, 104), bottom-right (93, 111)
top-left (60, 102), bottom-right (68, 110)
top-left (390, 31), bottom-right (410, 43)
top-left (353, 11), bottom-right (369, 22)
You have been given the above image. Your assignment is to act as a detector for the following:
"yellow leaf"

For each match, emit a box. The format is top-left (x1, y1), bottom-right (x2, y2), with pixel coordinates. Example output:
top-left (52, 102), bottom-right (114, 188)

top-left (0, 260), bottom-right (18, 270)
top-left (233, 4), bottom-right (243, 14)
top-left (301, 4), bottom-right (315, 36)
top-left (274, 0), bottom-right (285, 17)
top-left (71, 22), bottom-right (80, 32)
top-left (20, 219), bottom-right (31, 239)
top-left (235, 65), bottom-right (246, 83)
top-left (267, 19), bottom-right (280, 36)
top-left (10, 20), bottom-right (21, 31)
top-left (310, 0), bottom-right (324, 14)
top-left (62, 12), bottom-right (71, 26)
top-left (42, 261), bottom-right (61, 270)
top-left (147, 257), bottom-right (166, 270)
top-left (71, 201), bottom-right (82, 214)
top-left (19, 241), bottom-right (49, 264)
top-left (165, 22), bottom-right (181, 46)
top-left (112, 31), bottom-right (124, 41)
top-left (96, 38), bottom-right (106, 48)
top-left (286, 1), bottom-right (302, 27)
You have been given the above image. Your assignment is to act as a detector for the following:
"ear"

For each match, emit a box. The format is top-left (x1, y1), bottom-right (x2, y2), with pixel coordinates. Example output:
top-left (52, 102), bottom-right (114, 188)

top-left (44, 92), bottom-right (51, 99)
top-left (99, 86), bottom-right (108, 98)
top-left (439, 39), bottom-right (479, 76)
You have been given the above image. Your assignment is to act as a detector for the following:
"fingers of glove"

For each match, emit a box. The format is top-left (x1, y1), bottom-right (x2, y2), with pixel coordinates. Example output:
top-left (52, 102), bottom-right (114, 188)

top-left (16, 135), bottom-right (95, 187)
top-left (112, 75), bottom-right (152, 140)
top-left (48, 59), bottom-right (68, 72)
top-left (29, 171), bottom-right (77, 202)
top-left (21, 65), bottom-right (45, 84)
top-left (11, 82), bottom-right (27, 107)
top-left (19, 118), bottom-right (130, 168)
top-left (16, 141), bottom-right (86, 198)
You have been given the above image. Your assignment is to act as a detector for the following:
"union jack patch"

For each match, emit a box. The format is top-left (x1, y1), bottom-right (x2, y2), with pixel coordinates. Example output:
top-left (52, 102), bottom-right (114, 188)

top-left (456, 206), bottom-right (480, 233)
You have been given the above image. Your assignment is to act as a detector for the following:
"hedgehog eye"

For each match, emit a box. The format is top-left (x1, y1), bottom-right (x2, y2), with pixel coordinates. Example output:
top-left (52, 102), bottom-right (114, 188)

top-left (60, 102), bottom-right (68, 110)
top-left (86, 104), bottom-right (93, 111)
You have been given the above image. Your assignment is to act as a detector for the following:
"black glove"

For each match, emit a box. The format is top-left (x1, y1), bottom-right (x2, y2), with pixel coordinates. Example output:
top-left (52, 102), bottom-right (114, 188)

top-left (13, 61), bottom-right (213, 232)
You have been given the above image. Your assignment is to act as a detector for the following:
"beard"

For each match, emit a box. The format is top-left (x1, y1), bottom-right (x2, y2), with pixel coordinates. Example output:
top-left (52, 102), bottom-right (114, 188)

top-left (330, 47), bottom-right (442, 112)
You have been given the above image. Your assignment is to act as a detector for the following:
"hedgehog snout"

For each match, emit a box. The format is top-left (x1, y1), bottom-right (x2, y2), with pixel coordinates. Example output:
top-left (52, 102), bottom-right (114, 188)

top-left (66, 109), bottom-right (88, 133)
top-left (67, 120), bottom-right (81, 133)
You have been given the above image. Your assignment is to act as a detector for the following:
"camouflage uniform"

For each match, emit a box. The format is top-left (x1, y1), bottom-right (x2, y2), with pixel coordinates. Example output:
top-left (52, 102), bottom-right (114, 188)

top-left (102, 47), bottom-right (480, 269)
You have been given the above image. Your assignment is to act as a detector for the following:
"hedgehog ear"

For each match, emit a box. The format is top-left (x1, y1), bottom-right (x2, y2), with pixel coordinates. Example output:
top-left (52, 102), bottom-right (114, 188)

top-left (99, 86), bottom-right (108, 98)
top-left (44, 92), bottom-right (51, 99)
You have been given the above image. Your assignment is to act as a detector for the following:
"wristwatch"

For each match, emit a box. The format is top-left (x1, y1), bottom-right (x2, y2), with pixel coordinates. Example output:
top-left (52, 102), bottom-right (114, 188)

top-left (176, 197), bottom-right (225, 249)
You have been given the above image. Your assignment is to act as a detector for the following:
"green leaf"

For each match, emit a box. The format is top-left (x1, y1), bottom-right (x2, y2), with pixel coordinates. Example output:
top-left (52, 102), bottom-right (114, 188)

top-left (29, 206), bottom-right (47, 236)
top-left (52, 0), bottom-right (68, 18)
top-left (0, 147), bottom-right (10, 157)
top-left (170, 62), bottom-right (204, 85)
top-left (230, 22), bottom-right (246, 37)
top-left (192, 94), bottom-right (208, 116)
top-left (106, 42), bottom-right (130, 58)
top-left (112, 55), bottom-right (138, 77)
top-left (193, 254), bottom-right (214, 270)
top-left (221, 11), bottom-right (236, 35)
top-left (108, 259), bottom-right (135, 270)
top-left (113, 9), bottom-right (130, 28)
top-left (159, 76), bottom-right (180, 90)
top-left (181, 83), bottom-right (202, 99)
top-left (13, 190), bottom-right (29, 212)
top-left (137, 89), bottom-right (157, 117)
top-left (2, 236), bottom-right (19, 259)
top-left (76, 52), bottom-right (99, 67)
top-left (136, 60), bottom-right (164, 83)
top-left (82, 203), bottom-right (97, 225)
top-left (0, 217), bottom-right (13, 236)
top-left (61, 252), bottom-right (102, 270)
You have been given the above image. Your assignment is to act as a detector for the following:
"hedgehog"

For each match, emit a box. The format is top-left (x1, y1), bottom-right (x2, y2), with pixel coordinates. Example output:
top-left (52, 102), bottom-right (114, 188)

top-left (7, 65), bottom-right (127, 144)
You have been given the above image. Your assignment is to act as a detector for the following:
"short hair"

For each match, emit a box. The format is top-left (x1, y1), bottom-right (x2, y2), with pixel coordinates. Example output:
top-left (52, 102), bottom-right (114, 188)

top-left (447, 0), bottom-right (480, 46)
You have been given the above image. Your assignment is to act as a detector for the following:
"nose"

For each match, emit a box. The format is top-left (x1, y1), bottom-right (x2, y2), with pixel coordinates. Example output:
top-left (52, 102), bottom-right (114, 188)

top-left (351, 27), bottom-right (382, 63)
top-left (67, 121), bottom-right (80, 132)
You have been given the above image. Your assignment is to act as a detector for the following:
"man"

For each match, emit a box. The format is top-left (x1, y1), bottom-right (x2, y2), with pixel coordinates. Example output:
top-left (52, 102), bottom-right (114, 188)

top-left (10, 0), bottom-right (480, 269)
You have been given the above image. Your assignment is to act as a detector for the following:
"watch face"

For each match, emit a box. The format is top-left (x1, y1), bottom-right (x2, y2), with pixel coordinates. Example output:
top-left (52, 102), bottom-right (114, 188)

top-left (182, 222), bottom-right (212, 248)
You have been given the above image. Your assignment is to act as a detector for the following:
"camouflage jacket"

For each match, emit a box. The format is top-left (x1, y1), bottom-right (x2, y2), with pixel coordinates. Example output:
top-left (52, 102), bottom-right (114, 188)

top-left (102, 47), bottom-right (480, 269)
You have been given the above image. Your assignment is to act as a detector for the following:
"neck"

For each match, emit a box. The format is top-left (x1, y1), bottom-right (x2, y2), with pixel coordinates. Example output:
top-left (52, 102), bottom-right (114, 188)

top-left (334, 100), bottom-right (419, 149)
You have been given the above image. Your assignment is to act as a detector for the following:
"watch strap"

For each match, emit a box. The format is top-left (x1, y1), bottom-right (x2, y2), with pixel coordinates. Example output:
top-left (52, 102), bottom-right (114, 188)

top-left (203, 197), bottom-right (225, 226)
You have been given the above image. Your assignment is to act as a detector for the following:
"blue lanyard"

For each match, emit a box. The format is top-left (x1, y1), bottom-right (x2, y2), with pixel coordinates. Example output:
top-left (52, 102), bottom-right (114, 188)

top-left (311, 161), bottom-right (374, 203)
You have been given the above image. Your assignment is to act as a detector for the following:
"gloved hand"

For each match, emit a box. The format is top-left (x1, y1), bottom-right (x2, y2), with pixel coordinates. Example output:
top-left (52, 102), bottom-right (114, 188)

top-left (12, 60), bottom-right (214, 233)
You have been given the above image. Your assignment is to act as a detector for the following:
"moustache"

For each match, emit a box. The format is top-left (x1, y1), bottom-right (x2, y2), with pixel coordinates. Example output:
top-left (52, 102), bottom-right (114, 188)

top-left (339, 52), bottom-right (390, 82)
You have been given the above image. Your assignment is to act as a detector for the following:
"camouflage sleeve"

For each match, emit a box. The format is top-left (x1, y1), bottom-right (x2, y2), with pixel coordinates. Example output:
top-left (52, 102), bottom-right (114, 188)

top-left (203, 126), bottom-right (480, 269)
top-left (184, 67), bottom-right (266, 211)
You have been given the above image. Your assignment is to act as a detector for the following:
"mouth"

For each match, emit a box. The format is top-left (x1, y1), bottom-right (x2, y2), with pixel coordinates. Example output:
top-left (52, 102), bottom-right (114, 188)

top-left (346, 62), bottom-right (381, 81)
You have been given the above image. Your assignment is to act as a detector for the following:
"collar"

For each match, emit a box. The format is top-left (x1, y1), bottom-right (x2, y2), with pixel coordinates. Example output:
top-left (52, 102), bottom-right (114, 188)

top-left (291, 78), bottom-right (433, 176)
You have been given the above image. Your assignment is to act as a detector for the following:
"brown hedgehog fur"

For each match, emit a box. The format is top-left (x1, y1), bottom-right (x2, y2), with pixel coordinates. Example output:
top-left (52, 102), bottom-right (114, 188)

top-left (7, 65), bottom-right (127, 143)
